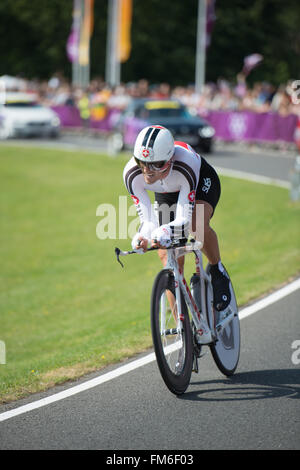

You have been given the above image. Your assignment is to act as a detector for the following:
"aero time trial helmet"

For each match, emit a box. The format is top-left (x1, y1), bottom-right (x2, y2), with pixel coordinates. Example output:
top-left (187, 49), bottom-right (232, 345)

top-left (133, 125), bottom-right (174, 171)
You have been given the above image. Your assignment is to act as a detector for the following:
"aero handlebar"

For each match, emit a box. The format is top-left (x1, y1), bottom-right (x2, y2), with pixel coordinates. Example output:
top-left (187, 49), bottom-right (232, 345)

top-left (114, 238), bottom-right (202, 268)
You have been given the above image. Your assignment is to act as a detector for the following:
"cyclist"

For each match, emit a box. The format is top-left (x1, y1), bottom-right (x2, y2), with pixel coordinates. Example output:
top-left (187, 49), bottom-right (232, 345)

top-left (123, 125), bottom-right (231, 311)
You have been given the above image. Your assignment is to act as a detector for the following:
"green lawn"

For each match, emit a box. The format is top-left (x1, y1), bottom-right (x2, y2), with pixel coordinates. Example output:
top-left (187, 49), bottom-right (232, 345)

top-left (0, 144), bottom-right (299, 402)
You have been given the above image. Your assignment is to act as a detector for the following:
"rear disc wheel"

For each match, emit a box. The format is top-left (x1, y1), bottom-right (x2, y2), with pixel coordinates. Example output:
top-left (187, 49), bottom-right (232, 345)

top-left (206, 265), bottom-right (240, 376)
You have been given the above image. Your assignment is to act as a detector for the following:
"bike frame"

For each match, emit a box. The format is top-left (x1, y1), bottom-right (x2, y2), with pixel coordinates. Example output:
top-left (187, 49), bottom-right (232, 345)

top-left (165, 241), bottom-right (215, 345)
top-left (115, 240), bottom-right (237, 343)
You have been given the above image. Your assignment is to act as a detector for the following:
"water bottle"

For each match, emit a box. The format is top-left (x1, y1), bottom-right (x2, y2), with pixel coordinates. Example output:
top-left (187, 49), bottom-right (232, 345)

top-left (190, 273), bottom-right (201, 311)
top-left (290, 155), bottom-right (300, 201)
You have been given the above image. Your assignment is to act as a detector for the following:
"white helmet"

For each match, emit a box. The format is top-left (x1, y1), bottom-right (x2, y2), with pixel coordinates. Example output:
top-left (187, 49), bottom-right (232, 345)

top-left (133, 125), bottom-right (174, 171)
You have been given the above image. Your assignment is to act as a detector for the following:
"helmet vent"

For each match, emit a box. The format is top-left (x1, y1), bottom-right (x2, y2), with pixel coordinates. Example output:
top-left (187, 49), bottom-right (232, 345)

top-left (147, 128), bottom-right (161, 148)
top-left (141, 127), bottom-right (153, 147)
top-left (142, 126), bottom-right (161, 149)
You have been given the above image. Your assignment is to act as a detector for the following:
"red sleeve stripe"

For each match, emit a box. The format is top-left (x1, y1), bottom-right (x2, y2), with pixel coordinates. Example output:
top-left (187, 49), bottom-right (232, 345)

top-left (174, 141), bottom-right (190, 150)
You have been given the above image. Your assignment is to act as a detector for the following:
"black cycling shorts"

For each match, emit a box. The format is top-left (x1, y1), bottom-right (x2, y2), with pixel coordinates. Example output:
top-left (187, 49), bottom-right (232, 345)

top-left (155, 157), bottom-right (221, 224)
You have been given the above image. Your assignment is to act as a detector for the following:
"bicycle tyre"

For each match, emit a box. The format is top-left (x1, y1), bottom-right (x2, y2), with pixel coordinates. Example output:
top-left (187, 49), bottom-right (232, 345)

top-left (206, 265), bottom-right (240, 376)
top-left (151, 269), bottom-right (193, 395)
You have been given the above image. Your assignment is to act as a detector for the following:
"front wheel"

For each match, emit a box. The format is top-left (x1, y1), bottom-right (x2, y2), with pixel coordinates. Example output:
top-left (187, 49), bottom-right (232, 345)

top-left (151, 269), bottom-right (193, 395)
top-left (206, 265), bottom-right (240, 376)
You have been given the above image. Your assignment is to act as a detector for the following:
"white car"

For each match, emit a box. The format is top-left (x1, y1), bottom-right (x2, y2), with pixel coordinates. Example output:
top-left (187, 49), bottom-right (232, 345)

top-left (0, 92), bottom-right (60, 139)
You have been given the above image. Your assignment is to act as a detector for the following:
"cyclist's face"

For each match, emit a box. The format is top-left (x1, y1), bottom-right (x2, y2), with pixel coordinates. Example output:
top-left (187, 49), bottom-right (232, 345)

top-left (135, 159), bottom-right (172, 184)
top-left (141, 162), bottom-right (171, 184)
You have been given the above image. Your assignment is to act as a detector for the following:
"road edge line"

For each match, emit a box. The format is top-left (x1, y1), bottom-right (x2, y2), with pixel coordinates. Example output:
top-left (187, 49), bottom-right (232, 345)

top-left (215, 166), bottom-right (290, 188)
top-left (0, 277), bottom-right (299, 423)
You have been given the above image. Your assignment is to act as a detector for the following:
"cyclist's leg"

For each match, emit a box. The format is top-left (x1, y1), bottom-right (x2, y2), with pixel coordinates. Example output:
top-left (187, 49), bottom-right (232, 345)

top-left (193, 156), bottom-right (221, 265)
top-left (155, 191), bottom-right (185, 272)
top-left (194, 158), bottom-right (231, 311)
top-left (158, 248), bottom-right (184, 271)
top-left (157, 248), bottom-right (183, 322)
top-left (155, 191), bottom-right (185, 321)
top-left (192, 199), bottom-right (220, 265)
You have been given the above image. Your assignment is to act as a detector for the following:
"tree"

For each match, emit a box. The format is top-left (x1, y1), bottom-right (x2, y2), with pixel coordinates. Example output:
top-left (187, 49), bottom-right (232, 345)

top-left (206, 0), bottom-right (300, 85)
top-left (0, 0), bottom-right (73, 79)
top-left (0, 0), bottom-right (299, 87)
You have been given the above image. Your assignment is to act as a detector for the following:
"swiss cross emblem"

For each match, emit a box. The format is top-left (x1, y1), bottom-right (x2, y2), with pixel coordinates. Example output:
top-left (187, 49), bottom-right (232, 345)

top-left (188, 190), bottom-right (196, 202)
top-left (131, 195), bottom-right (140, 205)
top-left (142, 148), bottom-right (150, 158)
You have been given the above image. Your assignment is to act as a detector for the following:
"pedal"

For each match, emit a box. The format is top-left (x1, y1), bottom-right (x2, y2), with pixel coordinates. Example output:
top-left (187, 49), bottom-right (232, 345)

top-left (192, 355), bottom-right (199, 373)
top-left (192, 348), bottom-right (207, 373)
top-left (194, 343), bottom-right (202, 358)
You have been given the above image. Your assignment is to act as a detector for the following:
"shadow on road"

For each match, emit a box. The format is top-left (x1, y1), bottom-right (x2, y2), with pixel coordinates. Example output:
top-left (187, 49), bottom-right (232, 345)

top-left (180, 369), bottom-right (300, 402)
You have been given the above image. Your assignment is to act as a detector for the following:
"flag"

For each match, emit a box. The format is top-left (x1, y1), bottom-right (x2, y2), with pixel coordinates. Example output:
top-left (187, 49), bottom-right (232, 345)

top-left (78, 0), bottom-right (94, 66)
top-left (206, 0), bottom-right (216, 48)
top-left (242, 53), bottom-right (263, 76)
top-left (66, 0), bottom-right (81, 63)
top-left (118, 0), bottom-right (133, 63)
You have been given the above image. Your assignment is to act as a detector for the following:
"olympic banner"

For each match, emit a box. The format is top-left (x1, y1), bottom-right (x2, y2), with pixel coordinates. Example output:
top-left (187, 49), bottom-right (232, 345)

top-left (118, 0), bottom-right (133, 63)
top-left (78, 0), bottom-right (94, 66)
top-left (242, 53), bottom-right (263, 76)
top-left (206, 0), bottom-right (216, 48)
top-left (66, 0), bottom-right (81, 63)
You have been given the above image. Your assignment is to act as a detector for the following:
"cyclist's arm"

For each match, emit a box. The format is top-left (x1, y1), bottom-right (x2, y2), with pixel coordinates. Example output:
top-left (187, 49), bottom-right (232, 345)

top-left (164, 147), bottom-right (199, 240)
top-left (123, 165), bottom-right (158, 240)
top-left (131, 188), bottom-right (158, 240)
top-left (168, 182), bottom-right (195, 239)
top-left (150, 182), bottom-right (195, 247)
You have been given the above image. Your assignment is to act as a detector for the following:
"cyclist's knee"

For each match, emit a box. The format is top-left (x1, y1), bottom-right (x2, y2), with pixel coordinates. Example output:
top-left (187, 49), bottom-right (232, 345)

top-left (178, 255), bottom-right (184, 273)
top-left (158, 249), bottom-right (167, 266)
top-left (158, 250), bottom-right (184, 272)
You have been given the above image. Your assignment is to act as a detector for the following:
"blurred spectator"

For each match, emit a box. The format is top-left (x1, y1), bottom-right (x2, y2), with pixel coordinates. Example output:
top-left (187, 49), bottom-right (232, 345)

top-left (77, 89), bottom-right (90, 128)
top-left (107, 84), bottom-right (130, 110)
top-left (137, 79), bottom-right (150, 97)
top-left (150, 82), bottom-right (170, 99)
top-left (4, 73), bottom-right (299, 118)
top-left (89, 81), bottom-right (111, 120)
top-left (234, 73), bottom-right (247, 99)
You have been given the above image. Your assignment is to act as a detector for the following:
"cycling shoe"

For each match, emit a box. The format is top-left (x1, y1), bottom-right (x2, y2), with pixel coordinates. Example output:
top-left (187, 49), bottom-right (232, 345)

top-left (209, 264), bottom-right (231, 311)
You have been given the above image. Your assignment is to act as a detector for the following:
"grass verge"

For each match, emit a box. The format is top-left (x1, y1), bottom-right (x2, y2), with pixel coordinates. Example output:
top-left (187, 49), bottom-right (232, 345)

top-left (0, 144), bottom-right (299, 403)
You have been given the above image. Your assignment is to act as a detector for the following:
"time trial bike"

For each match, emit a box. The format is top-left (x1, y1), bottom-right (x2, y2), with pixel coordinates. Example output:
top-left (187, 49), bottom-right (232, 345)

top-left (115, 238), bottom-right (240, 395)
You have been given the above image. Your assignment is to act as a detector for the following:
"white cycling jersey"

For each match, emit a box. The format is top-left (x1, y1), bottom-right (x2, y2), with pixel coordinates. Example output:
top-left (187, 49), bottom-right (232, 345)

top-left (123, 141), bottom-right (202, 240)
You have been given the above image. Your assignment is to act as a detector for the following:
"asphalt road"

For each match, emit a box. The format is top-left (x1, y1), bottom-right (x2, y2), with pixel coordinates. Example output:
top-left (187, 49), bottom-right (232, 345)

top-left (0, 289), bottom-right (299, 450)
top-left (0, 133), bottom-right (297, 183)
top-left (0, 137), bottom-right (299, 451)
top-left (209, 144), bottom-right (295, 183)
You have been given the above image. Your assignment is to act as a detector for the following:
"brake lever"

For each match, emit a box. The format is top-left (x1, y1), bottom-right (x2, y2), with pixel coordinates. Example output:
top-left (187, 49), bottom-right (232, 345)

top-left (114, 239), bottom-right (180, 269)
top-left (115, 247), bottom-right (124, 268)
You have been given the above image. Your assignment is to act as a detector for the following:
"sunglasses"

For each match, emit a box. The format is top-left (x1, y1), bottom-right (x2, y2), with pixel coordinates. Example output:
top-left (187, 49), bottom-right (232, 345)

top-left (134, 157), bottom-right (169, 172)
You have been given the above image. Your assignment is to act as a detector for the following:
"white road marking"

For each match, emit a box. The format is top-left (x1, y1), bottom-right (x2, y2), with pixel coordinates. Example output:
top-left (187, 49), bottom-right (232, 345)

top-left (0, 277), bottom-right (299, 423)
top-left (239, 278), bottom-right (300, 320)
top-left (215, 166), bottom-right (290, 189)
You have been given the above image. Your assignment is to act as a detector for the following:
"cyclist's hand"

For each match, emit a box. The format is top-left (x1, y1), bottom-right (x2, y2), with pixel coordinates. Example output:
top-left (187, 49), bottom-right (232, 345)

top-left (151, 225), bottom-right (172, 248)
top-left (131, 233), bottom-right (148, 253)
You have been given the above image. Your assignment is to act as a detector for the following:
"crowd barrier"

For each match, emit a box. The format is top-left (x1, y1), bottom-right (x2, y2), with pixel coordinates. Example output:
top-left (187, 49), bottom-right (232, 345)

top-left (203, 110), bottom-right (298, 143)
top-left (51, 106), bottom-right (120, 132)
top-left (51, 105), bottom-right (298, 144)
